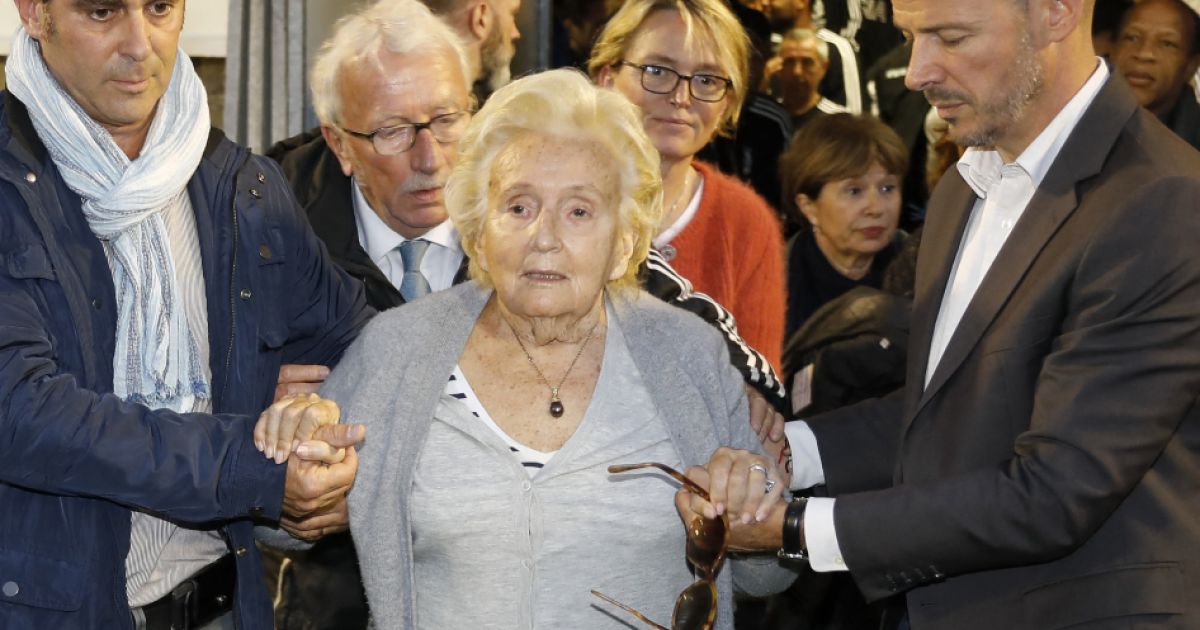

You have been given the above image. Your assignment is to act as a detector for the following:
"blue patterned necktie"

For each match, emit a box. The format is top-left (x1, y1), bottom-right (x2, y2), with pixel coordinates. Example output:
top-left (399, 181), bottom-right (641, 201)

top-left (397, 239), bottom-right (432, 301)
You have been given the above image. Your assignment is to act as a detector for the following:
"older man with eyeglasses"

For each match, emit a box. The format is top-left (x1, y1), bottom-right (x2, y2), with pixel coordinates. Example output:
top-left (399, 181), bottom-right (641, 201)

top-left (263, 2), bottom-right (472, 627)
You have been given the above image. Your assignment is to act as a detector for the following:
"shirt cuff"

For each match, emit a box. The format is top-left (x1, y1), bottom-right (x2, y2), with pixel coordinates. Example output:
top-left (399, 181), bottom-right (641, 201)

top-left (785, 421), bottom-right (826, 491)
top-left (805, 498), bottom-right (848, 572)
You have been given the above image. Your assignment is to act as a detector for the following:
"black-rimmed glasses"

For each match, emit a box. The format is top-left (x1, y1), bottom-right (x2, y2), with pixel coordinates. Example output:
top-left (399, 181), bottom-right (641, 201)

top-left (591, 462), bottom-right (727, 630)
top-left (617, 61), bottom-right (733, 103)
top-left (338, 110), bottom-right (471, 156)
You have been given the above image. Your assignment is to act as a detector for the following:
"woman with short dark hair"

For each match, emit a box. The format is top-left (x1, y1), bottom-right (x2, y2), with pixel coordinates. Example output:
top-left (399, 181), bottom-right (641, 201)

top-left (779, 113), bottom-right (910, 336)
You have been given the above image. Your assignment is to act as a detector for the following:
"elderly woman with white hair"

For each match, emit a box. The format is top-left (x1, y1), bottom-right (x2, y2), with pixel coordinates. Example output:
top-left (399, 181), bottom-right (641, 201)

top-left (257, 69), bottom-right (795, 628)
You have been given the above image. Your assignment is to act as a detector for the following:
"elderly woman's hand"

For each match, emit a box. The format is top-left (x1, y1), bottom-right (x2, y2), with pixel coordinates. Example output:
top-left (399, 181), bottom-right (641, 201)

top-left (747, 385), bottom-right (788, 466)
top-left (674, 455), bottom-right (789, 553)
top-left (676, 447), bottom-right (786, 525)
top-left (254, 393), bottom-right (350, 464)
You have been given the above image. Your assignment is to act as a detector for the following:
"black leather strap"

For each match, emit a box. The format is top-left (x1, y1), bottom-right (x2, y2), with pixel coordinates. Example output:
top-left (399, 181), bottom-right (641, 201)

top-left (778, 497), bottom-right (809, 560)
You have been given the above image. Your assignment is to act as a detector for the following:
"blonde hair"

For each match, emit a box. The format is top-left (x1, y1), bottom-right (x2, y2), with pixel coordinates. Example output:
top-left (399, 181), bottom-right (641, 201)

top-left (586, 0), bottom-right (750, 134)
top-left (311, 0), bottom-right (470, 125)
top-left (445, 68), bottom-right (663, 292)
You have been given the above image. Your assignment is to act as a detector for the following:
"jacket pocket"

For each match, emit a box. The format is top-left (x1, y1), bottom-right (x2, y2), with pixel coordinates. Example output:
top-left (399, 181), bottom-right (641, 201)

top-left (1022, 562), bottom-right (1185, 629)
top-left (0, 547), bottom-right (84, 611)
top-left (3, 244), bottom-right (56, 281)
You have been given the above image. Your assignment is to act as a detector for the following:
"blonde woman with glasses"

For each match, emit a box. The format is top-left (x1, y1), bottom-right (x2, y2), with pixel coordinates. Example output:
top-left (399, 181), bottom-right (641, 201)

top-left (590, 0), bottom-right (788, 374)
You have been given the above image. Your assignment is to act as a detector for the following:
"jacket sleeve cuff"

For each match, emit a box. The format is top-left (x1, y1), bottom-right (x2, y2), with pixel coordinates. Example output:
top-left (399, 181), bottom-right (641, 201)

top-left (220, 432), bottom-right (286, 521)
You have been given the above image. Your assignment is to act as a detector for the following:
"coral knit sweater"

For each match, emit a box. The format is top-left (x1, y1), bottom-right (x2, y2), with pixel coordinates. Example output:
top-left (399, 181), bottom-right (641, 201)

top-left (660, 161), bottom-right (786, 372)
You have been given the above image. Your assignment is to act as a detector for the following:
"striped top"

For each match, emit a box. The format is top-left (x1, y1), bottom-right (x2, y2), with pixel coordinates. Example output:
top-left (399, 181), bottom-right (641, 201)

top-left (118, 193), bottom-right (227, 608)
top-left (446, 366), bottom-right (557, 476)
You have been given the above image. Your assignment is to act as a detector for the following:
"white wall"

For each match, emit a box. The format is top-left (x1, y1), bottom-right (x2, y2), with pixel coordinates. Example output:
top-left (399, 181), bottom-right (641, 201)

top-left (0, 3), bottom-right (229, 57)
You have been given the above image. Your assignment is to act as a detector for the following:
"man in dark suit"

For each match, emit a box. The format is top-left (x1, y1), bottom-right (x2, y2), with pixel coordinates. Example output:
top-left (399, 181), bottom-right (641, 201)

top-left (685, 0), bottom-right (1200, 628)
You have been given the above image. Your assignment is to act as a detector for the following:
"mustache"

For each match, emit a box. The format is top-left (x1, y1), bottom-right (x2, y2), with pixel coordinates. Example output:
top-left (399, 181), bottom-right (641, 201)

top-left (923, 87), bottom-right (972, 106)
top-left (400, 173), bottom-right (446, 193)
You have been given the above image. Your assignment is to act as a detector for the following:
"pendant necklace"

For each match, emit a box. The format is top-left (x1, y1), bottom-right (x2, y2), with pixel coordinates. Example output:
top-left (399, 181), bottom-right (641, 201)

top-left (505, 316), bottom-right (601, 418)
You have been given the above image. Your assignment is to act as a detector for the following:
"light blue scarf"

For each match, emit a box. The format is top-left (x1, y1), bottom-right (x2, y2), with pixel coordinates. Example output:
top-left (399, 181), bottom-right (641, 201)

top-left (6, 28), bottom-right (212, 408)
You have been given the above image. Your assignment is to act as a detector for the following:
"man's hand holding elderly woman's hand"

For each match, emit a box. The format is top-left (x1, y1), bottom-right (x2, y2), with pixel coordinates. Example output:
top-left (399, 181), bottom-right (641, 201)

top-left (674, 446), bottom-right (789, 552)
top-left (255, 393), bottom-right (366, 542)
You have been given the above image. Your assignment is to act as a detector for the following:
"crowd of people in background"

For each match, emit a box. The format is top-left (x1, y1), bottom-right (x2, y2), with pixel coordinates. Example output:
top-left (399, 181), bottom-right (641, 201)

top-left (1, 0), bottom-right (1198, 629)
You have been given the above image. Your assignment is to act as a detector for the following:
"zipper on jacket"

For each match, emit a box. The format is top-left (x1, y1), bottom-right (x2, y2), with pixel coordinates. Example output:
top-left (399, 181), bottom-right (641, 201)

top-left (220, 177), bottom-right (242, 402)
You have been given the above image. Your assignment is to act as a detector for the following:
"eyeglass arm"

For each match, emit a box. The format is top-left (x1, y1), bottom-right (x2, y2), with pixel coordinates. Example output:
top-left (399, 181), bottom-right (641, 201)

top-left (591, 590), bottom-right (671, 630)
top-left (608, 462), bottom-right (711, 502)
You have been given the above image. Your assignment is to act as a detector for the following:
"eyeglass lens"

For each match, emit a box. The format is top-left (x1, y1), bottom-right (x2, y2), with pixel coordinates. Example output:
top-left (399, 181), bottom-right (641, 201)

top-left (638, 65), bottom-right (729, 102)
top-left (372, 112), bottom-right (468, 154)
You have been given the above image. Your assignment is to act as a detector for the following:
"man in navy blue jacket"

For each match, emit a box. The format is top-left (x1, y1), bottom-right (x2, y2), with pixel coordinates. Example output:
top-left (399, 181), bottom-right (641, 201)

top-left (0, 1), bottom-right (372, 628)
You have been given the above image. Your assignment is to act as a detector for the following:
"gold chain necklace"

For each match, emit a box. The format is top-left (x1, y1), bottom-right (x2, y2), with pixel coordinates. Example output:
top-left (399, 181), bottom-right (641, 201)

top-left (666, 167), bottom-right (694, 227)
top-left (504, 316), bottom-right (601, 418)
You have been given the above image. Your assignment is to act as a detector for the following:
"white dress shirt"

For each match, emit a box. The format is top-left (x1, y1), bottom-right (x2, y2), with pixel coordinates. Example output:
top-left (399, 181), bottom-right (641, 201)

top-left (351, 178), bottom-right (463, 293)
top-left (785, 61), bottom-right (1110, 572)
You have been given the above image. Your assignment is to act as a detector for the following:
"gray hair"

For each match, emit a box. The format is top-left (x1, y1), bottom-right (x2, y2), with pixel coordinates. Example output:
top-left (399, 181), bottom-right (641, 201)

top-left (781, 28), bottom-right (829, 62)
top-left (311, 0), bottom-right (471, 125)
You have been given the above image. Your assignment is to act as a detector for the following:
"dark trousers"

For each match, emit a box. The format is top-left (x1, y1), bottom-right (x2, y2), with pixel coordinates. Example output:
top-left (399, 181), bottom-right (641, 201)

top-left (261, 533), bottom-right (369, 630)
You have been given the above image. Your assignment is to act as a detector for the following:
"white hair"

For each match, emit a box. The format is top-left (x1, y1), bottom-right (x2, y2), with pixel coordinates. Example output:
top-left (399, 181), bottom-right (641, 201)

top-left (311, 0), bottom-right (472, 125)
top-left (446, 68), bottom-right (664, 292)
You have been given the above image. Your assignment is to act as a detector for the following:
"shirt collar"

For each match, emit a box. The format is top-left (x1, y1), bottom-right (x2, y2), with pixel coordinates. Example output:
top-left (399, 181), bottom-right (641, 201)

top-left (351, 177), bottom-right (461, 264)
top-left (957, 60), bottom-right (1109, 198)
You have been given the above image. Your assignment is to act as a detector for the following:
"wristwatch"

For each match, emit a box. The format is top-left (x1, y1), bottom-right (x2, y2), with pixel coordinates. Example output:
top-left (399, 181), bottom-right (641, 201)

top-left (777, 497), bottom-right (809, 560)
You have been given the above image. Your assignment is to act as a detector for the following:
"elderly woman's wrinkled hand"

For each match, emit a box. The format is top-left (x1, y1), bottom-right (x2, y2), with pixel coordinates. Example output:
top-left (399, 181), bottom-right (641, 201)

top-left (254, 393), bottom-right (351, 464)
top-left (747, 385), bottom-right (787, 464)
top-left (675, 447), bottom-right (786, 526)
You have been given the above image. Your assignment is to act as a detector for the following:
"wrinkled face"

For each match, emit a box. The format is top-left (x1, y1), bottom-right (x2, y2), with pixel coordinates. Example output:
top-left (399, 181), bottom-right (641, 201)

top-left (777, 37), bottom-right (828, 111)
top-left (481, 0), bottom-right (522, 91)
top-left (599, 9), bottom-right (732, 164)
top-left (478, 133), bottom-right (633, 321)
top-left (895, 0), bottom-right (1044, 148)
top-left (325, 48), bottom-right (470, 240)
top-left (22, 0), bottom-right (183, 139)
top-left (1112, 0), bottom-right (1200, 118)
top-left (800, 161), bottom-right (901, 262)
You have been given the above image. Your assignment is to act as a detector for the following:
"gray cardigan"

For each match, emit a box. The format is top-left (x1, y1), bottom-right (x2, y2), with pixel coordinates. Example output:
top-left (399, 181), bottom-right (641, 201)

top-left (322, 282), bottom-right (796, 628)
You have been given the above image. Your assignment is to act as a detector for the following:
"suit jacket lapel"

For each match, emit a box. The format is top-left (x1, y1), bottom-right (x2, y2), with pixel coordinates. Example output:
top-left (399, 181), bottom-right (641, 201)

top-left (905, 174), bottom-right (974, 418)
top-left (909, 73), bottom-right (1140, 419)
